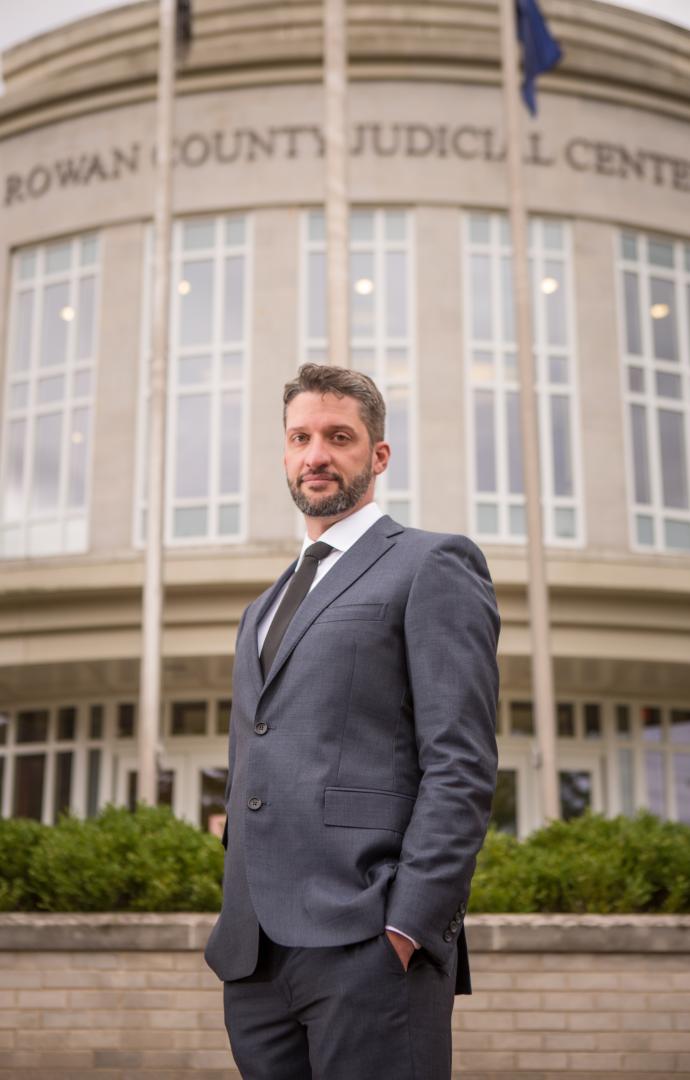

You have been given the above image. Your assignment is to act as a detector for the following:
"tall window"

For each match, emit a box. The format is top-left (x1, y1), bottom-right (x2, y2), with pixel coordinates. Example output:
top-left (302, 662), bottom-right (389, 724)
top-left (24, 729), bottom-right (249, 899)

top-left (464, 213), bottom-right (582, 545)
top-left (1, 235), bottom-right (100, 557)
top-left (137, 215), bottom-right (249, 545)
top-left (302, 209), bottom-right (416, 525)
top-left (618, 231), bottom-right (690, 553)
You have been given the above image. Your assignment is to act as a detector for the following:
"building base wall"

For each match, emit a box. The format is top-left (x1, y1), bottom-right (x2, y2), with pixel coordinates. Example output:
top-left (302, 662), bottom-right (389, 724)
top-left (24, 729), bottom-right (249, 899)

top-left (0, 914), bottom-right (688, 1078)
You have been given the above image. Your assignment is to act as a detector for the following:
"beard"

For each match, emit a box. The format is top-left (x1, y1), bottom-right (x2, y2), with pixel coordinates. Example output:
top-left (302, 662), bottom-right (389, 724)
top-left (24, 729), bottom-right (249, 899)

top-left (288, 463), bottom-right (373, 517)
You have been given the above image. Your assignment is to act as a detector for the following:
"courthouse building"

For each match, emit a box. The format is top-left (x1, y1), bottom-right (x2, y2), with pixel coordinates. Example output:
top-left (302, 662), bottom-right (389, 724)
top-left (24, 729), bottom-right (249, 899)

top-left (0, 0), bottom-right (689, 836)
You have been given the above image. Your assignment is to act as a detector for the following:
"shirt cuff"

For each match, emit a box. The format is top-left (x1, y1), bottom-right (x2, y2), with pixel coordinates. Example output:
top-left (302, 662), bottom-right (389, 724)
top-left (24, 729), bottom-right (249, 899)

top-left (385, 925), bottom-right (421, 949)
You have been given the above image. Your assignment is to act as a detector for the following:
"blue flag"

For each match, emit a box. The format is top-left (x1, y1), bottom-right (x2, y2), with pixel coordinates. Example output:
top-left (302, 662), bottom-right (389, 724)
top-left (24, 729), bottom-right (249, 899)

top-left (516, 0), bottom-right (563, 115)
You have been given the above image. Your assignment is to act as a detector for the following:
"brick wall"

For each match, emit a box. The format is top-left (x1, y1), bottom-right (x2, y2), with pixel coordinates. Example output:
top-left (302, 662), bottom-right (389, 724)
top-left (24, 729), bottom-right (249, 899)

top-left (0, 914), bottom-right (688, 1079)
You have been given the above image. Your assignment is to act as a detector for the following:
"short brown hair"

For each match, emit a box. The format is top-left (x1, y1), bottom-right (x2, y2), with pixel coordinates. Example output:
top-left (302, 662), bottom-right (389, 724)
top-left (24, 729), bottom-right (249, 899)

top-left (283, 364), bottom-right (386, 445)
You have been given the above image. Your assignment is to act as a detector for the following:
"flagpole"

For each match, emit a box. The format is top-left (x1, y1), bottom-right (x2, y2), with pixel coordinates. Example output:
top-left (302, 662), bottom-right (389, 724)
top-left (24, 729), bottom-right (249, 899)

top-left (323, 0), bottom-right (349, 368)
top-left (138, 0), bottom-right (176, 805)
top-left (499, 0), bottom-right (559, 821)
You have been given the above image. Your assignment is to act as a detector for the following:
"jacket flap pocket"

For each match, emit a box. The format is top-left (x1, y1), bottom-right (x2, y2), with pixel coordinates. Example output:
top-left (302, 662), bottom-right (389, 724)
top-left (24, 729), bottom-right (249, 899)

top-left (323, 787), bottom-right (415, 834)
top-left (318, 603), bottom-right (387, 623)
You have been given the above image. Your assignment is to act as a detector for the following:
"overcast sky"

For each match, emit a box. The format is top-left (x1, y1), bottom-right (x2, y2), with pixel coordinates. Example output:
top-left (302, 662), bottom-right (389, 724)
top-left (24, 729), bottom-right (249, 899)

top-left (1, 0), bottom-right (688, 65)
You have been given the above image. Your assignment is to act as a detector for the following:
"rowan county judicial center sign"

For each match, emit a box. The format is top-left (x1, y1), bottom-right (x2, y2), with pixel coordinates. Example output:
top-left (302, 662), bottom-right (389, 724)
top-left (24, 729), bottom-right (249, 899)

top-left (5, 122), bottom-right (690, 205)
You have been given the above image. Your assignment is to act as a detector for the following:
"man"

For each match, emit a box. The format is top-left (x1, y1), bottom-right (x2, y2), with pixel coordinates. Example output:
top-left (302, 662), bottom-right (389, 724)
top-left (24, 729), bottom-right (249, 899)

top-left (205, 364), bottom-right (499, 1079)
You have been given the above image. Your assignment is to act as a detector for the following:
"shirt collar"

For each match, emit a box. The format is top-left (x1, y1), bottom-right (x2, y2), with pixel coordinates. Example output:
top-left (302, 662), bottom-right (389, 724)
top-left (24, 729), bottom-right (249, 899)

top-left (298, 502), bottom-right (384, 561)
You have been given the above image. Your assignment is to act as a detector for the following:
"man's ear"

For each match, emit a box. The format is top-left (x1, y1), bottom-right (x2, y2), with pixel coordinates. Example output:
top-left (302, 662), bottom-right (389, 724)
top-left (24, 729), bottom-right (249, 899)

top-left (372, 440), bottom-right (391, 475)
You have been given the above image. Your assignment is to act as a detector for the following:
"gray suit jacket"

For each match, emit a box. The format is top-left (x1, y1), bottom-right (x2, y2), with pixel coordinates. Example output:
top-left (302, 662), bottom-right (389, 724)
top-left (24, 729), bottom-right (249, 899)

top-left (205, 515), bottom-right (499, 994)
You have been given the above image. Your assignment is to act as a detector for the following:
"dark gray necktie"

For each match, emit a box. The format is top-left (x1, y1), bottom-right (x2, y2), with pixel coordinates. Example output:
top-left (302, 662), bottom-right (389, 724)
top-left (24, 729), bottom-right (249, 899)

top-left (260, 541), bottom-right (334, 679)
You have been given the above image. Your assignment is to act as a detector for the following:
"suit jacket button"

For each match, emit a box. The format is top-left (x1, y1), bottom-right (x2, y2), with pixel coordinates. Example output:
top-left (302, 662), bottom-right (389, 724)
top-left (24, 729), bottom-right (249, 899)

top-left (449, 919), bottom-right (459, 932)
top-left (443, 930), bottom-right (453, 943)
top-left (247, 797), bottom-right (263, 811)
top-left (254, 722), bottom-right (268, 735)
top-left (454, 910), bottom-right (462, 921)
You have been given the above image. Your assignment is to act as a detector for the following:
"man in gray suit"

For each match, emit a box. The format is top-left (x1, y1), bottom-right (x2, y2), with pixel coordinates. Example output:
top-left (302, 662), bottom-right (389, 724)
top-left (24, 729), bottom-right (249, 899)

top-left (205, 364), bottom-right (499, 1079)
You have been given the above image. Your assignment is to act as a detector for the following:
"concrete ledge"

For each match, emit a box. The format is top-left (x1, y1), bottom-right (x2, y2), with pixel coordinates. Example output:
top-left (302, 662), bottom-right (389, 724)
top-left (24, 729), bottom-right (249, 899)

top-left (0, 912), bottom-right (688, 953)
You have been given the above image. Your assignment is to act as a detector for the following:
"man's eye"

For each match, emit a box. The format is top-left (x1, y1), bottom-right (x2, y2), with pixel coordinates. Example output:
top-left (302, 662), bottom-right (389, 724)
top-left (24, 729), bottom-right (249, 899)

top-left (292, 434), bottom-right (308, 443)
top-left (333, 433), bottom-right (350, 443)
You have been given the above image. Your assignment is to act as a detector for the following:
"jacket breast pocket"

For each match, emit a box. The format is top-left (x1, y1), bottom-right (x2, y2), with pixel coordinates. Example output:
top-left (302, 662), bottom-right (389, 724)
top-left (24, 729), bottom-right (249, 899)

top-left (323, 786), bottom-right (415, 834)
top-left (318, 603), bottom-right (387, 623)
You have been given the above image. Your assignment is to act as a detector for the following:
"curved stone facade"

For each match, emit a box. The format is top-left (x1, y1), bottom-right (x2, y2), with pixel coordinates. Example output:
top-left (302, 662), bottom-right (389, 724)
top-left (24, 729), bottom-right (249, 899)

top-left (0, 0), bottom-right (689, 834)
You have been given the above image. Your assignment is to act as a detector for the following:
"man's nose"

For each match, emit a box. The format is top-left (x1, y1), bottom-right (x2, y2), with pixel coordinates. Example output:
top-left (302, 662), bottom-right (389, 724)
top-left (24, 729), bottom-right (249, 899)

top-left (304, 437), bottom-right (332, 470)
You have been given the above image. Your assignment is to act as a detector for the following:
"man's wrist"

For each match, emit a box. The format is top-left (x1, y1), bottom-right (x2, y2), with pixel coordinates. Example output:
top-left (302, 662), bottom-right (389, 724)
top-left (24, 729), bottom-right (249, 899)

top-left (385, 924), bottom-right (421, 950)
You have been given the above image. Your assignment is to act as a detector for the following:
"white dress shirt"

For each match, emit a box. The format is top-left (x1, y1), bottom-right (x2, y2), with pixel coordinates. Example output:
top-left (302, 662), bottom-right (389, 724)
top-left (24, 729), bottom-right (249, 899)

top-left (256, 500), bottom-right (419, 951)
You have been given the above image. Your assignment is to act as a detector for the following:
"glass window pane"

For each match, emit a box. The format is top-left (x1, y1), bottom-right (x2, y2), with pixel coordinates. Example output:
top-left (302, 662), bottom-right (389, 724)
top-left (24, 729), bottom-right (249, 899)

top-left (3, 419), bottom-right (26, 521)
top-left (0, 713), bottom-right (8, 745)
top-left (67, 407), bottom-right (90, 508)
top-left (200, 766), bottom-right (228, 831)
top-left (384, 211), bottom-right (406, 242)
top-left (616, 704), bottom-right (631, 735)
top-left (76, 276), bottom-right (96, 360)
top-left (490, 770), bottom-right (517, 834)
top-left (175, 394), bottom-right (210, 498)
top-left (584, 703), bottom-right (602, 738)
top-left (157, 769), bottom-right (174, 807)
top-left (648, 238), bottom-right (674, 268)
top-left (14, 754), bottom-right (45, 820)
top-left (350, 211), bottom-right (374, 241)
top-left (554, 507), bottom-right (576, 538)
top-left (219, 504), bottom-right (240, 535)
top-left (630, 404), bottom-right (651, 504)
top-left (469, 214), bottom-right (490, 243)
top-left (510, 701), bottom-right (534, 736)
top-left (307, 252), bottom-right (326, 339)
top-left (220, 391), bottom-right (242, 495)
top-left (475, 391), bottom-right (496, 492)
top-left (650, 278), bottom-right (678, 361)
top-left (557, 703), bottom-right (575, 737)
top-left (10, 382), bottom-right (29, 409)
top-left (223, 256), bottom-right (244, 342)
top-left (222, 352), bottom-right (243, 382)
top-left (506, 392), bottom-right (523, 495)
top-left (72, 369), bottom-right (92, 397)
top-left (16, 710), bottom-right (49, 743)
top-left (674, 754), bottom-right (690, 825)
top-left (45, 242), bottom-right (71, 274)
top-left (636, 514), bottom-right (654, 545)
top-left (174, 506), bottom-right (208, 537)
top-left (623, 272), bottom-right (642, 355)
top-left (387, 498), bottom-right (410, 525)
top-left (386, 348), bottom-right (408, 380)
top-left (628, 366), bottom-right (644, 393)
top-left (476, 503), bottom-right (498, 533)
top-left (40, 283), bottom-right (70, 367)
top-left (500, 256), bottom-right (515, 342)
top-left (621, 232), bottom-right (638, 260)
top-left (559, 770), bottom-right (591, 820)
top-left (179, 261), bottom-right (213, 346)
top-left (19, 250), bottom-right (37, 280)
top-left (509, 504), bottom-right (525, 535)
top-left (642, 707), bottom-right (662, 741)
top-left (664, 520), bottom-right (690, 550)
top-left (86, 748), bottom-right (101, 816)
top-left (543, 261), bottom-right (566, 346)
top-left (308, 211), bottom-right (325, 243)
top-left (549, 356), bottom-right (568, 384)
top-left (543, 221), bottom-right (564, 251)
top-left (178, 354), bottom-right (212, 385)
top-left (171, 701), bottom-right (207, 736)
top-left (117, 703), bottom-right (136, 738)
top-left (54, 751), bottom-right (73, 821)
top-left (472, 350), bottom-right (494, 382)
top-left (57, 707), bottom-right (76, 741)
top-left (225, 217), bottom-right (245, 246)
top-left (618, 748), bottom-right (635, 816)
top-left (385, 252), bottom-right (407, 338)
top-left (89, 705), bottom-right (104, 740)
top-left (645, 750), bottom-right (665, 816)
top-left (79, 235), bottom-right (98, 266)
top-left (37, 375), bottom-right (65, 404)
top-left (216, 699), bottom-right (232, 735)
top-left (550, 395), bottom-right (573, 497)
top-left (128, 770), bottom-right (138, 812)
top-left (670, 710), bottom-right (690, 743)
top-left (470, 255), bottom-right (492, 339)
top-left (658, 410), bottom-right (688, 509)
top-left (386, 388), bottom-right (409, 490)
top-left (13, 291), bottom-right (34, 372)
top-left (182, 219), bottom-right (215, 250)
top-left (655, 372), bottom-right (682, 399)
top-left (350, 252), bottom-right (375, 339)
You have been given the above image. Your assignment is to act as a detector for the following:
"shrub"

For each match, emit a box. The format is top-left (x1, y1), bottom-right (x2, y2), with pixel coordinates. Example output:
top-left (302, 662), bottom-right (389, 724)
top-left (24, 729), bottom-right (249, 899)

top-left (0, 804), bottom-right (224, 913)
top-left (469, 811), bottom-right (690, 914)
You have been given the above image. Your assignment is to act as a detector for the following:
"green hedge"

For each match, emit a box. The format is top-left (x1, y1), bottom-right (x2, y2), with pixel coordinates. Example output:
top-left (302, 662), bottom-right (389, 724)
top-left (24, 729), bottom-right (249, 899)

top-left (0, 805), bottom-right (223, 913)
top-left (0, 806), bottom-right (688, 914)
top-left (469, 811), bottom-right (690, 914)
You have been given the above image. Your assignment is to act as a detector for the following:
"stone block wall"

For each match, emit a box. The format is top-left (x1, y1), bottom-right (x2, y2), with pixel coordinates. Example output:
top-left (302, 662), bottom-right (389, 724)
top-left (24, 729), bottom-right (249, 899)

top-left (0, 914), bottom-right (688, 1079)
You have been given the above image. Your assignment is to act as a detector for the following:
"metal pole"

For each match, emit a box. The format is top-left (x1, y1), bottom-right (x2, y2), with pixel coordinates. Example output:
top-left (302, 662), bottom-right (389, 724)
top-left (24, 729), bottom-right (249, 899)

top-left (499, 0), bottom-right (559, 821)
top-left (138, 0), bottom-right (176, 805)
top-left (323, 0), bottom-right (349, 368)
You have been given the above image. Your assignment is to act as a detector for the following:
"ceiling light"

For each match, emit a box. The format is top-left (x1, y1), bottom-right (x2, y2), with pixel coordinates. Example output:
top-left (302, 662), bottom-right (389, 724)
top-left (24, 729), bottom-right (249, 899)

top-left (650, 303), bottom-right (669, 319)
top-left (60, 306), bottom-right (75, 321)
top-left (71, 431), bottom-right (84, 444)
top-left (354, 278), bottom-right (374, 296)
top-left (178, 280), bottom-right (191, 295)
top-left (541, 277), bottom-right (559, 295)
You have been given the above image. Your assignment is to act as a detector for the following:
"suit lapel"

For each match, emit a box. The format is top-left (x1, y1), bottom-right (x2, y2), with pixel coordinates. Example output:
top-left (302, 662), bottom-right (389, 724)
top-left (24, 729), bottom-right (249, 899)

top-left (261, 516), bottom-right (404, 696)
top-left (243, 560), bottom-right (297, 697)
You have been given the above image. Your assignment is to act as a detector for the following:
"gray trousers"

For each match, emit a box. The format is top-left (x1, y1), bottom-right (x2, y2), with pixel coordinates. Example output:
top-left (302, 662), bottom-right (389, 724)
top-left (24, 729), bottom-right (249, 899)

top-left (223, 928), bottom-right (457, 1080)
